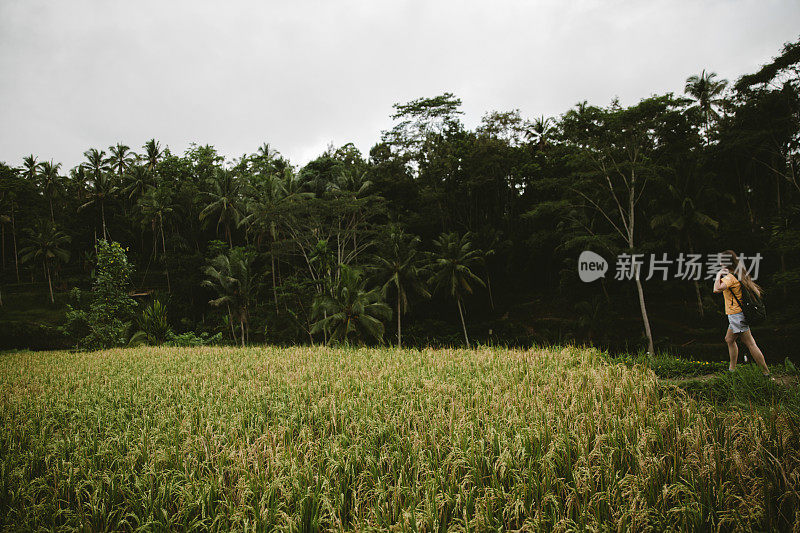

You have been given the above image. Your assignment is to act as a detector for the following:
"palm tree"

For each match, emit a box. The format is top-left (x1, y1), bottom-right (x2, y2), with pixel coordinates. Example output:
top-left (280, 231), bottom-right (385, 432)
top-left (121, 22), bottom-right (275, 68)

top-left (311, 264), bottom-right (391, 345)
top-left (69, 165), bottom-right (89, 203)
top-left (38, 160), bottom-right (62, 223)
top-left (199, 168), bottom-right (244, 248)
top-left (107, 143), bottom-right (137, 180)
top-left (124, 165), bottom-right (153, 201)
top-left (651, 178), bottom-right (719, 318)
top-left (19, 221), bottom-right (71, 303)
top-left (684, 70), bottom-right (728, 142)
top-left (371, 228), bottom-right (430, 348)
top-left (80, 148), bottom-right (114, 240)
top-left (327, 169), bottom-right (372, 197)
top-left (138, 185), bottom-right (174, 292)
top-left (202, 250), bottom-right (253, 346)
top-left (429, 232), bottom-right (485, 348)
top-left (240, 173), bottom-right (301, 314)
top-left (22, 155), bottom-right (42, 183)
top-left (526, 115), bottom-right (554, 147)
top-left (143, 139), bottom-right (164, 172)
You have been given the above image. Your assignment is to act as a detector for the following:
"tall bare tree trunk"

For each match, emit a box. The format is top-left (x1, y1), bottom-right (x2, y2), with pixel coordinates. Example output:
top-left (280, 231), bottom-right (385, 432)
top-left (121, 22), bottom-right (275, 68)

top-left (628, 168), bottom-right (654, 354)
top-left (634, 277), bottom-right (654, 354)
top-left (101, 202), bottom-right (108, 241)
top-left (226, 303), bottom-right (236, 342)
top-left (46, 261), bottom-right (54, 304)
top-left (11, 203), bottom-right (19, 282)
top-left (160, 221), bottom-right (171, 293)
top-left (397, 297), bottom-right (402, 348)
top-left (486, 273), bottom-right (495, 311)
top-left (271, 243), bottom-right (279, 316)
top-left (688, 239), bottom-right (704, 318)
top-left (693, 280), bottom-right (704, 319)
top-left (457, 298), bottom-right (470, 348)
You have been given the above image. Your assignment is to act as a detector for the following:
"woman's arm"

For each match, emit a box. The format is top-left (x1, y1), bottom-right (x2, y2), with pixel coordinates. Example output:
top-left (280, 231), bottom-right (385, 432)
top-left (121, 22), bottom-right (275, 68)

top-left (713, 268), bottom-right (729, 293)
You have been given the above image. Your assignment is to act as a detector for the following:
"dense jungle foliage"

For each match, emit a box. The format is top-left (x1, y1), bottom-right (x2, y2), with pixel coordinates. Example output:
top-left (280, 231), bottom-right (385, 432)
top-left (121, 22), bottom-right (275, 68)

top-left (1, 39), bottom-right (798, 359)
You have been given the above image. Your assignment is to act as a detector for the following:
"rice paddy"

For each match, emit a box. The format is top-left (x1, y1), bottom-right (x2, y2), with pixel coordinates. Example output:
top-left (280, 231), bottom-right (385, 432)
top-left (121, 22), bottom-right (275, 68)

top-left (1, 345), bottom-right (798, 531)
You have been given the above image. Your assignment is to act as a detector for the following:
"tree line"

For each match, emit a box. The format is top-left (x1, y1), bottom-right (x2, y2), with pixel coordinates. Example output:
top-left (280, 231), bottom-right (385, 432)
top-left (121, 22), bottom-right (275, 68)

top-left (1, 38), bottom-right (798, 353)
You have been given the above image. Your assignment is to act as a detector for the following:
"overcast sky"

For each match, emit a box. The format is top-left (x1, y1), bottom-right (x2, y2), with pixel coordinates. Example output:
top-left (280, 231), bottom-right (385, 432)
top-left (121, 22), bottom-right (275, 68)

top-left (1, 0), bottom-right (798, 170)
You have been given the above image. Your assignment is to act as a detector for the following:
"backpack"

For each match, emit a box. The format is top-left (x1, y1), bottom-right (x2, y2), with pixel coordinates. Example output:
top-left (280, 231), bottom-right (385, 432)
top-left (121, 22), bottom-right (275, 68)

top-left (730, 276), bottom-right (766, 326)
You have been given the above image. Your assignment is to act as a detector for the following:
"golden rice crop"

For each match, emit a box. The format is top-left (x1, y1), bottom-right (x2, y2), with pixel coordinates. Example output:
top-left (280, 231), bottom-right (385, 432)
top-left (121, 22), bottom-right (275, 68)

top-left (1, 345), bottom-right (798, 531)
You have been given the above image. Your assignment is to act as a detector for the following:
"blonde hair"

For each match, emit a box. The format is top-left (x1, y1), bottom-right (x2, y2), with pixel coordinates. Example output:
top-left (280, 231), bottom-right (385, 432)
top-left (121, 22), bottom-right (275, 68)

top-left (721, 250), bottom-right (763, 298)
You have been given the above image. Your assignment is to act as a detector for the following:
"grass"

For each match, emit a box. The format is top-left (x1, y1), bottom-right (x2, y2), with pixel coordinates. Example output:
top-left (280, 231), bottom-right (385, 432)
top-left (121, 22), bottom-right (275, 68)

top-left (1, 345), bottom-right (799, 531)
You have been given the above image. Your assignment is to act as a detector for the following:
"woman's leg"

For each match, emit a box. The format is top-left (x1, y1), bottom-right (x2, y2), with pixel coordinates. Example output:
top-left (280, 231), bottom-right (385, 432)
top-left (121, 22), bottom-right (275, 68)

top-left (725, 328), bottom-right (739, 371)
top-left (740, 329), bottom-right (770, 374)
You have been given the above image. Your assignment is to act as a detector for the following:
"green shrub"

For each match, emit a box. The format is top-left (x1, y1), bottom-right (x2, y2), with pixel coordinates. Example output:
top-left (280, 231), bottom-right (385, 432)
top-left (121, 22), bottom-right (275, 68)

top-left (129, 300), bottom-right (173, 346)
top-left (62, 240), bottom-right (137, 349)
top-left (165, 331), bottom-right (223, 347)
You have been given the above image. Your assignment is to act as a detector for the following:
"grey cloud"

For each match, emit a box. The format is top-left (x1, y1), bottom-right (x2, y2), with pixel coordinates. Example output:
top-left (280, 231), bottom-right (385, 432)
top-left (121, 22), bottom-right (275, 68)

top-left (1, 0), bottom-right (798, 169)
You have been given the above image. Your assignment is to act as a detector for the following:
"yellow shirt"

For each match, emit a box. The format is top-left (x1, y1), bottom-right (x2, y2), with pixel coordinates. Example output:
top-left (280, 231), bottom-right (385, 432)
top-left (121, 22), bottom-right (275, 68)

top-left (722, 273), bottom-right (743, 315)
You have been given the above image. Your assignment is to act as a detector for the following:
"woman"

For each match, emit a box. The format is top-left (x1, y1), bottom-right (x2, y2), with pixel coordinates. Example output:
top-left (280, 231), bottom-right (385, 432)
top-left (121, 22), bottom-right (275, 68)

top-left (712, 250), bottom-right (774, 379)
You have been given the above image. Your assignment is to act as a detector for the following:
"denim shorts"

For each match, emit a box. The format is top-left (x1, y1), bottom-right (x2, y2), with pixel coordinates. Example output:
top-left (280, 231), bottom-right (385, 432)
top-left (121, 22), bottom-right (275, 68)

top-left (728, 312), bottom-right (750, 334)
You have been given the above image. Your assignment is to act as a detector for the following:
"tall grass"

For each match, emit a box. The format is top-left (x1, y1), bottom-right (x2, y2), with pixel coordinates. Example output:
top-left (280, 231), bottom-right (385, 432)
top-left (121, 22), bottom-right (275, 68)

top-left (1, 345), bottom-right (798, 531)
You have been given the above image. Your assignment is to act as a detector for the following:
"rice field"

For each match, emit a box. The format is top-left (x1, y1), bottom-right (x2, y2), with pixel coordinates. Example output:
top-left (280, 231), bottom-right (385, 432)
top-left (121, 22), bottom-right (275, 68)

top-left (1, 345), bottom-right (798, 531)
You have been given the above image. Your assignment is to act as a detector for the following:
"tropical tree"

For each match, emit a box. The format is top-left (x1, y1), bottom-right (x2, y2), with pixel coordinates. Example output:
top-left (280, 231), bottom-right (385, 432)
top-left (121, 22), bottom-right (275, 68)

top-left (241, 171), bottom-right (310, 314)
top-left (38, 160), bottom-right (62, 223)
top-left (21, 155), bottom-right (41, 183)
top-left (0, 164), bottom-right (22, 281)
top-left (19, 221), bottom-right (71, 303)
top-left (202, 249), bottom-right (253, 346)
top-left (560, 96), bottom-right (681, 354)
top-left (107, 143), bottom-right (137, 179)
top-left (526, 115), bottom-right (554, 148)
top-left (428, 232), bottom-right (485, 348)
top-left (651, 175), bottom-right (719, 317)
top-left (371, 228), bottom-right (430, 347)
top-left (199, 168), bottom-right (244, 248)
top-left (138, 185), bottom-right (174, 292)
top-left (124, 165), bottom-right (153, 201)
top-left (143, 139), bottom-right (164, 171)
top-left (685, 70), bottom-right (728, 141)
top-left (311, 264), bottom-right (391, 345)
top-left (69, 165), bottom-right (89, 203)
top-left (80, 148), bottom-right (114, 240)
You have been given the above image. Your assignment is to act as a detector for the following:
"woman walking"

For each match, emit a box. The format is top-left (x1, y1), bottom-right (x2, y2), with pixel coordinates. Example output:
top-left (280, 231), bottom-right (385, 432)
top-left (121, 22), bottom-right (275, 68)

top-left (713, 250), bottom-right (774, 379)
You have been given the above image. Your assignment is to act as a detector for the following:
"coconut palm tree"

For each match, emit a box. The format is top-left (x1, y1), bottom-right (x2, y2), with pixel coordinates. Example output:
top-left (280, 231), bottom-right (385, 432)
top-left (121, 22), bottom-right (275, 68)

top-left (371, 228), bottom-right (430, 348)
top-left (428, 232), bottom-right (485, 348)
top-left (21, 155), bottom-right (42, 183)
top-left (138, 185), bottom-right (174, 292)
top-left (143, 139), bottom-right (164, 172)
top-left (199, 168), bottom-right (244, 248)
top-left (202, 249), bottom-right (253, 346)
top-left (38, 160), bottom-right (62, 223)
top-left (107, 143), bottom-right (137, 180)
top-left (69, 165), bottom-right (89, 203)
top-left (124, 165), bottom-right (153, 201)
top-left (685, 70), bottom-right (728, 142)
top-left (19, 221), bottom-right (71, 303)
top-left (526, 115), bottom-right (554, 148)
top-left (311, 264), bottom-right (391, 345)
top-left (79, 172), bottom-right (117, 241)
top-left (80, 148), bottom-right (114, 240)
top-left (651, 177), bottom-right (719, 318)
top-left (240, 173), bottom-right (306, 314)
